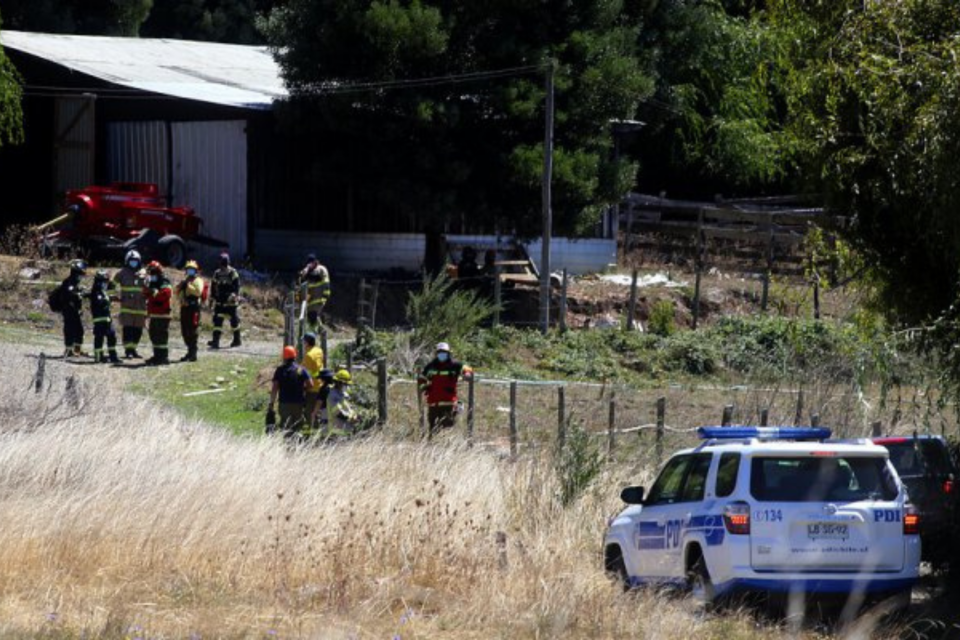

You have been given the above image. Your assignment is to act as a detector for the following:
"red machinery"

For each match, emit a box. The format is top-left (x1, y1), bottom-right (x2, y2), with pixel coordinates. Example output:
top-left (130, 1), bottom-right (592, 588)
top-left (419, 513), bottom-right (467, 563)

top-left (38, 182), bottom-right (227, 267)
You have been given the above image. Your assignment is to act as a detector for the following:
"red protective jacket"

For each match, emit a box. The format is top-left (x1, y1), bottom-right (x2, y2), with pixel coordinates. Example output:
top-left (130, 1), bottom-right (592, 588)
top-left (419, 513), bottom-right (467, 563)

top-left (419, 358), bottom-right (473, 406)
top-left (144, 278), bottom-right (173, 318)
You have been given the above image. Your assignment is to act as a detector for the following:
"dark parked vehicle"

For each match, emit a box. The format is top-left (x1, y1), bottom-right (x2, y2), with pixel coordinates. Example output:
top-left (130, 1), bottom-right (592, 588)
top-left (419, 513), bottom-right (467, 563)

top-left (873, 435), bottom-right (957, 563)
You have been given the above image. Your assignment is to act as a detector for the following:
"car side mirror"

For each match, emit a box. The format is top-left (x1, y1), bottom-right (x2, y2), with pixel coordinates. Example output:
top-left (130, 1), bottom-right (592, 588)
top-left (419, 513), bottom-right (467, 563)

top-left (621, 486), bottom-right (645, 505)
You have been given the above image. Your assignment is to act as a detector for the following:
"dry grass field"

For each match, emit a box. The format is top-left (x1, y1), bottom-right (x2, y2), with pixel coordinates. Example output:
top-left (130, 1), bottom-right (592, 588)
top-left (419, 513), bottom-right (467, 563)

top-left (0, 343), bottom-right (939, 639)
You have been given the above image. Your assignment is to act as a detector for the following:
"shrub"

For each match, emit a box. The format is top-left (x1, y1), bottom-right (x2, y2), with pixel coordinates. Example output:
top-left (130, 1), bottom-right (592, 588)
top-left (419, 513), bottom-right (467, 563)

top-left (659, 331), bottom-right (720, 375)
top-left (648, 299), bottom-right (676, 337)
top-left (555, 417), bottom-right (604, 507)
top-left (406, 274), bottom-right (497, 352)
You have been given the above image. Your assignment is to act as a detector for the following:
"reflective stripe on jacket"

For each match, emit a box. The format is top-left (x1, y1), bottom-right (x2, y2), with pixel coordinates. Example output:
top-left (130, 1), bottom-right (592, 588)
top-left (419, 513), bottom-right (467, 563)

top-left (419, 359), bottom-right (468, 406)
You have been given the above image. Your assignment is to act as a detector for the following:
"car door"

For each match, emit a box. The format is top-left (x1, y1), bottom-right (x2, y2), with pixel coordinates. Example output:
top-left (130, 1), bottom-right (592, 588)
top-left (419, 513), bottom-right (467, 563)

top-left (633, 455), bottom-right (691, 581)
top-left (658, 453), bottom-right (713, 581)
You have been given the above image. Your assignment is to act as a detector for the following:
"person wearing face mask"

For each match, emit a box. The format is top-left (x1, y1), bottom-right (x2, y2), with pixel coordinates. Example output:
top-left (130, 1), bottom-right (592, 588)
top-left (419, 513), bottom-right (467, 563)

top-left (176, 260), bottom-right (208, 362)
top-left (87, 269), bottom-right (121, 364)
top-left (418, 342), bottom-right (474, 437)
top-left (112, 249), bottom-right (147, 359)
top-left (143, 261), bottom-right (173, 366)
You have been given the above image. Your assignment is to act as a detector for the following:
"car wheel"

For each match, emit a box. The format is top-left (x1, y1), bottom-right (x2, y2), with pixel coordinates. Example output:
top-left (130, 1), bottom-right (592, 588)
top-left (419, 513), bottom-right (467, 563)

top-left (605, 550), bottom-right (631, 591)
top-left (687, 557), bottom-right (716, 612)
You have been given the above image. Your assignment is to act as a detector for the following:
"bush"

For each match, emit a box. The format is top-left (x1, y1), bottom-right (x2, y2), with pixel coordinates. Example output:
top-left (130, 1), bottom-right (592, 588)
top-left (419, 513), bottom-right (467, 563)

top-left (658, 331), bottom-right (720, 375)
top-left (406, 274), bottom-right (497, 352)
top-left (555, 418), bottom-right (604, 507)
top-left (647, 299), bottom-right (676, 337)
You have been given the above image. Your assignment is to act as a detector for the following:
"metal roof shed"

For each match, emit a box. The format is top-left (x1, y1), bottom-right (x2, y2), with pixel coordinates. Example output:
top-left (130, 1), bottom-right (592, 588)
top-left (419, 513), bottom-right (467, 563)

top-left (0, 31), bottom-right (289, 256)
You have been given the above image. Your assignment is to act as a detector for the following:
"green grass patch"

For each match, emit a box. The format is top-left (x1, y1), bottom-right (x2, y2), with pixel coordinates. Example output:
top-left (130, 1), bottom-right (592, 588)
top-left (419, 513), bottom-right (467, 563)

top-left (132, 354), bottom-right (273, 437)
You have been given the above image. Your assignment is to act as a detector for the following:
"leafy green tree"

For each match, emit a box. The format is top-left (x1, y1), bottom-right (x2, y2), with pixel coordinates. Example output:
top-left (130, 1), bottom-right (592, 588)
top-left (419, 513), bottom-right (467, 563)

top-left (261, 0), bottom-right (653, 235)
top-left (0, 8), bottom-right (23, 147)
top-left (142, 0), bottom-right (277, 44)
top-left (0, 0), bottom-right (153, 36)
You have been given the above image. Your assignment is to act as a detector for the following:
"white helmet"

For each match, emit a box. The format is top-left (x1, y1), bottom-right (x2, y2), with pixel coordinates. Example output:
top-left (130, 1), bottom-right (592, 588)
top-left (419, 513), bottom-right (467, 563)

top-left (436, 342), bottom-right (451, 352)
top-left (125, 249), bottom-right (142, 266)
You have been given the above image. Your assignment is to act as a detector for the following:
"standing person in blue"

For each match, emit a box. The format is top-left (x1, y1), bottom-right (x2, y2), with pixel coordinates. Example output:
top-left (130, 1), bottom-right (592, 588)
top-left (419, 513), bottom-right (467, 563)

top-left (58, 259), bottom-right (87, 358)
top-left (268, 345), bottom-right (313, 440)
top-left (88, 269), bottom-right (121, 364)
top-left (208, 252), bottom-right (242, 349)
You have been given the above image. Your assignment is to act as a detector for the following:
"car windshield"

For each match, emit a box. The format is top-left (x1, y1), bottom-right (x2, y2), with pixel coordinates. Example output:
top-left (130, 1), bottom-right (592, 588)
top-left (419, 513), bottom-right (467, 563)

top-left (750, 456), bottom-right (898, 502)
top-left (884, 441), bottom-right (954, 477)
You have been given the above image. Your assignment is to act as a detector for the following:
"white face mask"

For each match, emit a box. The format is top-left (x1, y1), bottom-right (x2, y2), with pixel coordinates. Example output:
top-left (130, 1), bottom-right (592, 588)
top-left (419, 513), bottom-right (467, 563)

top-left (437, 352), bottom-right (449, 362)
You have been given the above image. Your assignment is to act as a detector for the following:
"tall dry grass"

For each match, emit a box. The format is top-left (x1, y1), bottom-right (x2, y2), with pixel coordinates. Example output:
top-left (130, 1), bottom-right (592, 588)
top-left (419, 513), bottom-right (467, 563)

top-left (0, 345), bottom-right (901, 639)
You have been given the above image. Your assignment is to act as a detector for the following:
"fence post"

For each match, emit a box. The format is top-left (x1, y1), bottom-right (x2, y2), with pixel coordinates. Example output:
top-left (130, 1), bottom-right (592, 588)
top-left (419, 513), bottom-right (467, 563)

top-left (493, 265), bottom-right (502, 327)
top-left (759, 408), bottom-right (769, 427)
top-left (721, 404), bottom-right (734, 427)
top-left (557, 386), bottom-right (566, 450)
top-left (467, 375), bottom-right (475, 447)
top-left (34, 353), bottom-right (46, 394)
top-left (761, 222), bottom-right (774, 312)
top-left (794, 390), bottom-right (804, 425)
top-left (509, 381), bottom-right (518, 459)
top-left (65, 375), bottom-right (79, 409)
top-left (320, 329), bottom-right (329, 369)
top-left (624, 268), bottom-right (639, 332)
top-left (692, 208), bottom-right (705, 329)
top-left (607, 396), bottom-right (617, 459)
top-left (655, 397), bottom-right (665, 464)
top-left (810, 413), bottom-right (820, 428)
top-left (377, 358), bottom-right (388, 426)
top-left (871, 421), bottom-right (882, 437)
top-left (811, 253), bottom-right (820, 321)
top-left (559, 268), bottom-right (568, 333)
top-left (345, 349), bottom-right (353, 373)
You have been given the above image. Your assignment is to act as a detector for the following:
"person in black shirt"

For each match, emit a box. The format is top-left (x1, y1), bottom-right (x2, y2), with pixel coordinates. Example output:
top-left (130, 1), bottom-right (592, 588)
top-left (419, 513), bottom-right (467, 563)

top-left (60, 259), bottom-right (87, 358)
top-left (88, 270), bottom-right (121, 364)
top-left (268, 345), bottom-right (312, 440)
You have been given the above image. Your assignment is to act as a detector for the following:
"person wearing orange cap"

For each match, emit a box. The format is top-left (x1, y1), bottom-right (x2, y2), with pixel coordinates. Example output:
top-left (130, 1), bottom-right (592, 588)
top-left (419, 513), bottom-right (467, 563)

top-left (268, 345), bottom-right (313, 440)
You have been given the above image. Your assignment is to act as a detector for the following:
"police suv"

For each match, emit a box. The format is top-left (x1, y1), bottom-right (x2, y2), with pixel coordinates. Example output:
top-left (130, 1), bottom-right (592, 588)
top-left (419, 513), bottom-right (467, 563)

top-left (603, 427), bottom-right (921, 608)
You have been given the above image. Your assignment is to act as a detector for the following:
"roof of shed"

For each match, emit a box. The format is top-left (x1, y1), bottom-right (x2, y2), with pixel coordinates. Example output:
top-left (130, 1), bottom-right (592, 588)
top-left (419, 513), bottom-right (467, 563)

top-left (0, 30), bottom-right (287, 109)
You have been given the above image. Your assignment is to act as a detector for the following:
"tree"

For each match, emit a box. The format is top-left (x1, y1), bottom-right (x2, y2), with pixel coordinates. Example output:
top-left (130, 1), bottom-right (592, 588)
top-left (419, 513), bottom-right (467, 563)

top-left (260, 0), bottom-right (653, 235)
top-left (141, 0), bottom-right (278, 44)
top-left (0, 8), bottom-right (23, 147)
top-left (0, 0), bottom-right (153, 36)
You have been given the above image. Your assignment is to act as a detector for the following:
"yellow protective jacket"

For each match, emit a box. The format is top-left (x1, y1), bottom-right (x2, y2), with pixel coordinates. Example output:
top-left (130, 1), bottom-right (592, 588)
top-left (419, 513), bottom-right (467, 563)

top-left (111, 266), bottom-right (147, 328)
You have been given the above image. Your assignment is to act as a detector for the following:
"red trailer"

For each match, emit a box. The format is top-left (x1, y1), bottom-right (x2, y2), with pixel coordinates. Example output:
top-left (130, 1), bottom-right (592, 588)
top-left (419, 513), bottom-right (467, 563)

top-left (38, 182), bottom-right (227, 267)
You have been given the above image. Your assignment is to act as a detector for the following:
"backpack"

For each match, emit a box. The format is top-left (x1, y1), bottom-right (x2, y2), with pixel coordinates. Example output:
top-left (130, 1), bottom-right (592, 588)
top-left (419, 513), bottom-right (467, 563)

top-left (47, 284), bottom-right (65, 313)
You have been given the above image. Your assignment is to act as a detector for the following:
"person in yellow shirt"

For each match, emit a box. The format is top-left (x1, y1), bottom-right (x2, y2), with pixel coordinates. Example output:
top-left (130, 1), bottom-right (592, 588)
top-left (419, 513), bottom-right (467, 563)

top-left (300, 332), bottom-right (325, 431)
top-left (176, 260), bottom-right (207, 362)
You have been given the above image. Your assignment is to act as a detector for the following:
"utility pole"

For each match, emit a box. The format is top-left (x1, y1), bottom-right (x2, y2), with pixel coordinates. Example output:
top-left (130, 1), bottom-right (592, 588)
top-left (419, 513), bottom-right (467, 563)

top-left (540, 59), bottom-right (555, 335)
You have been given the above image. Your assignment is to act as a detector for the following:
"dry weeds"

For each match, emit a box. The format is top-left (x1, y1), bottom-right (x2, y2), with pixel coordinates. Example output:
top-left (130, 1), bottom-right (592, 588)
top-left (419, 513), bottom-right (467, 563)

top-left (0, 344), bottom-right (924, 639)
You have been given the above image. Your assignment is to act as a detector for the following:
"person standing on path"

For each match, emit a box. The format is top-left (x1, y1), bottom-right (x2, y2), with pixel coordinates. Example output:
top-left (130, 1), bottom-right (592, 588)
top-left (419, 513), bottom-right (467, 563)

top-left (58, 259), bottom-right (87, 358)
top-left (111, 249), bottom-right (147, 359)
top-left (143, 261), bottom-right (173, 366)
top-left (300, 332), bottom-right (325, 434)
top-left (88, 269), bottom-right (121, 364)
top-left (268, 345), bottom-right (313, 441)
top-left (297, 254), bottom-right (330, 337)
top-left (208, 252), bottom-right (242, 349)
top-left (176, 260), bottom-right (207, 362)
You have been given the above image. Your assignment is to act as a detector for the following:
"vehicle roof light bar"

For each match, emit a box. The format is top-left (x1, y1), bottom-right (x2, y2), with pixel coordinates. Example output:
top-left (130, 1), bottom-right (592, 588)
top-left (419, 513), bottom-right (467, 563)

top-left (697, 426), bottom-right (833, 441)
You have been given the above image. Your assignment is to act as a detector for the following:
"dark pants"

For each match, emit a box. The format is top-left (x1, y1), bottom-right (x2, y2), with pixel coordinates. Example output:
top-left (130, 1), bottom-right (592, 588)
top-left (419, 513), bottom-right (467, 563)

top-left (428, 404), bottom-right (457, 437)
top-left (121, 326), bottom-right (144, 354)
top-left (93, 320), bottom-right (118, 362)
top-left (62, 308), bottom-right (83, 350)
top-left (212, 304), bottom-right (240, 344)
top-left (180, 306), bottom-right (200, 354)
top-left (278, 402), bottom-right (306, 440)
top-left (148, 317), bottom-right (170, 362)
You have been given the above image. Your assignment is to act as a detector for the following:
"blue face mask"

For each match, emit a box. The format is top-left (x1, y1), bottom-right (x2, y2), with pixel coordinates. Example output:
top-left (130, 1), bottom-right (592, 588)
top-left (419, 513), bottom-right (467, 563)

top-left (437, 352), bottom-right (449, 362)
top-left (129, 260), bottom-right (140, 269)
top-left (186, 269), bottom-right (197, 277)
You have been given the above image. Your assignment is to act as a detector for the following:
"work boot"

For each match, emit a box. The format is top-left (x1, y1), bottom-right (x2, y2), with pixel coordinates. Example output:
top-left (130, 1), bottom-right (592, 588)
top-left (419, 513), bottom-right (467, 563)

top-left (230, 331), bottom-right (242, 348)
top-left (109, 351), bottom-right (121, 364)
top-left (208, 336), bottom-right (220, 350)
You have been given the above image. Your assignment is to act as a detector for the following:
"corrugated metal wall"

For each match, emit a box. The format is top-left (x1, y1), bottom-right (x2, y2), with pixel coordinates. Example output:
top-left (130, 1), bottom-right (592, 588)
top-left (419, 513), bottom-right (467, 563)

top-left (105, 120), bottom-right (247, 255)
top-left (53, 96), bottom-right (95, 197)
top-left (171, 121), bottom-right (247, 255)
top-left (254, 230), bottom-right (616, 275)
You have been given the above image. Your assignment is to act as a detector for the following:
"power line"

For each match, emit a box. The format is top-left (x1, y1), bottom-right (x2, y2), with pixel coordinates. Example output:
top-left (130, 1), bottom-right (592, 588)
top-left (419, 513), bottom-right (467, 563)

top-left (301, 64), bottom-right (547, 96)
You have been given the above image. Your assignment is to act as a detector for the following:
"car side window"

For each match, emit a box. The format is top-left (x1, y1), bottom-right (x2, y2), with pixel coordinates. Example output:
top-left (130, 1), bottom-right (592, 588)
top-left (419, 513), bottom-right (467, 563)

top-left (679, 454), bottom-right (713, 502)
top-left (645, 455), bottom-right (691, 505)
top-left (715, 453), bottom-right (741, 497)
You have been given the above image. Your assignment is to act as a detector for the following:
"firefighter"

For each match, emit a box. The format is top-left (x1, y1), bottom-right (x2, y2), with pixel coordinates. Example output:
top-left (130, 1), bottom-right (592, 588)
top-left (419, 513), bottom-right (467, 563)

top-left (208, 252), bottom-right (241, 349)
top-left (59, 259), bottom-right (87, 357)
top-left (327, 369), bottom-right (359, 433)
top-left (297, 254), bottom-right (330, 337)
top-left (300, 332), bottom-right (325, 432)
top-left (88, 269), bottom-right (121, 364)
top-left (268, 345), bottom-right (313, 440)
top-left (418, 342), bottom-right (473, 437)
top-left (143, 261), bottom-right (173, 366)
top-left (112, 249), bottom-right (147, 359)
top-left (315, 368), bottom-right (335, 430)
top-left (176, 260), bottom-right (207, 362)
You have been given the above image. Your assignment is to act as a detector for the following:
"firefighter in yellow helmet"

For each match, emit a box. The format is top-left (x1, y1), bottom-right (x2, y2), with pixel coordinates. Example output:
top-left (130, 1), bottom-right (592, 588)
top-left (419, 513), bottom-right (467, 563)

top-left (176, 260), bottom-right (208, 362)
top-left (328, 369), bottom-right (359, 434)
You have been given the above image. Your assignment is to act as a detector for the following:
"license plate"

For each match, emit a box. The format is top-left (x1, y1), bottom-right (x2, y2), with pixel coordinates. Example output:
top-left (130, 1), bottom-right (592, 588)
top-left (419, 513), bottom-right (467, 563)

top-left (807, 522), bottom-right (849, 540)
